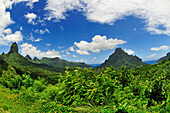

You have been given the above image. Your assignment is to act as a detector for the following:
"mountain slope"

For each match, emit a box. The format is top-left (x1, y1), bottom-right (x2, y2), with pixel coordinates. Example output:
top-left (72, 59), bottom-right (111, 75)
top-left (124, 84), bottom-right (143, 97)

top-left (38, 57), bottom-right (91, 69)
top-left (98, 48), bottom-right (145, 69)
top-left (156, 52), bottom-right (170, 63)
top-left (1, 53), bottom-right (64, 78)
top-left (0, 43), bottom-right (64, 79)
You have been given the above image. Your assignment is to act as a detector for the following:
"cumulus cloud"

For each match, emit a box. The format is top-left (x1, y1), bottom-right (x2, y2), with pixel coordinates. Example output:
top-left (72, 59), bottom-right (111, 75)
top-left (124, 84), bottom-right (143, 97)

top-left (0, 0), bottom-right (38, 42)
top-left (69, 46), bottom-right (74, 52)
top-left (3, 28), bottom-right (12, 35)
top-left (146, 53), bottom-right (157, 59)
top-left (15, 0), bottom-right (39, 8)
top-left (124, 49), bottom-right (135, 55)
top-left (45, 0), bottom-right (170, 36)
top-left (76, 50), bottom-right (90, 55)
top-left (45, 0), bottom-right (82, 21)
top-left (2, 31), bottom-right (23, 42)
top-left (74, 35), bottom-right (126, 54)
top-left (151, 46), bottom-right (169, 51)
top-left (20, 43), bottom-right (61, 58)
top-left (25, 13), bottom-right (37, 24)
top-left (0, 0), bottom-right (14, 36)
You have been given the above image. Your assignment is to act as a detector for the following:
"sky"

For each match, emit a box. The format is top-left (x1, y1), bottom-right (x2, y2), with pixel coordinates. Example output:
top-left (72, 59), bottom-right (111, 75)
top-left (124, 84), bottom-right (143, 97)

top-left (0, 0), bottom-right (170, 64)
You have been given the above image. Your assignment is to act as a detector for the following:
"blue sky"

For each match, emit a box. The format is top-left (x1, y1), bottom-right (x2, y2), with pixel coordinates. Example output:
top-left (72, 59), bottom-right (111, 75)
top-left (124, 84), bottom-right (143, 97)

top-left (0, 0), bottom-right (170, 64)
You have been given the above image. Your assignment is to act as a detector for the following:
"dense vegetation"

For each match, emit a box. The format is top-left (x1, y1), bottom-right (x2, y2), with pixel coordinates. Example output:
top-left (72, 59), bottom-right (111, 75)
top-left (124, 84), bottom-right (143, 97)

top-left (0, 53), bottom-right (63, 80)
top-left (0, 58), bottom-right (169, 112)
top-left (98, 48), bottom-right (145, 69)
top-left (30, 56), bottom-right (91, 69)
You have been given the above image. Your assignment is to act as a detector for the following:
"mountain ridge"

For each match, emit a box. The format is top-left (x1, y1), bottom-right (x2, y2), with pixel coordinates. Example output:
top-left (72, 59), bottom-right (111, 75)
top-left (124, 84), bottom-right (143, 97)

top-left (156, 52), bottom-right (170, 63)
top-left (97, 47), bottom-right (145, 69)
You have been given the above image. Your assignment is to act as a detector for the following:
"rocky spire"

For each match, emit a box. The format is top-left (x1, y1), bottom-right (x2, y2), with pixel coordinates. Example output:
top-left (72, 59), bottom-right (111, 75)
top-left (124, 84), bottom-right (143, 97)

top-left (8, 42), bottom-right (18, 54)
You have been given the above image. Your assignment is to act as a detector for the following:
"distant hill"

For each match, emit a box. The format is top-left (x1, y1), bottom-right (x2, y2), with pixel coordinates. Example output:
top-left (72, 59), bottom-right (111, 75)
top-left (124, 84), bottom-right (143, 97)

top-left (97, 48), bottom-right (145, 69)
top-left (156, 52), bottom-right (170, 63)
top-left (30, 57), bottom-right (91, 69)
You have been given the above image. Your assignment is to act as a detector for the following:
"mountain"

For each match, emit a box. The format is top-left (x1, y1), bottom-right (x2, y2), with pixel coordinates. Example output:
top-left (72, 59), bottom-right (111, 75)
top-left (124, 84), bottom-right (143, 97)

top-left (156, 52), bottom-right (170, 63)
top-left (0, 42), bottom-right (64, 79)
top-left (0, 42), bottom-right (91, 79)
top-left (8, 42), bottom-right (18, 54)
top-left (25, 54), bottom-right (32, 60)
top-left (33, 57), bottom-right (40, 63)
top-left (37, 57), bottom-right (91, 69)
top-left (97, 48), bottom-right (145, 69)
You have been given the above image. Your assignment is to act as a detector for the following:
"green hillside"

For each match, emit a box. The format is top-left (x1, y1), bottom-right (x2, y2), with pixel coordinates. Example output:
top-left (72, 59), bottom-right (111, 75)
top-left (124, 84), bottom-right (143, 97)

top-left (0, 57), bottom-right (169, 113)
top-left (0, 53), bottom-right (64, 78)
top-left (37, 57), bottom-right (91, 69)
top-left (98, 48), bottom-right (146, 69)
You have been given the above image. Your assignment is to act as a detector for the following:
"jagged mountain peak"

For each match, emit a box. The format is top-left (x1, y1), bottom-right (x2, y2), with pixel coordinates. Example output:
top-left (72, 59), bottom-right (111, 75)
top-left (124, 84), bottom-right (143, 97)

top-left (8, 42), bottom-right (18, 54)
top-left (25, 54), bottom-right (32, 60)
top-left (98, 47), bottom-right (145, 69)
top-left (33, 57), bottom-right (40, 61)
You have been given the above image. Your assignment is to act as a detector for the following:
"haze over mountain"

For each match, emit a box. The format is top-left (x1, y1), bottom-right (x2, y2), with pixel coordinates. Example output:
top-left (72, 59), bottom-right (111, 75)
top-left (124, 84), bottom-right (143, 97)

top-left (98, 48), bottom-right (145, 69)
top-left (156, 52), bottom-right (170, 63)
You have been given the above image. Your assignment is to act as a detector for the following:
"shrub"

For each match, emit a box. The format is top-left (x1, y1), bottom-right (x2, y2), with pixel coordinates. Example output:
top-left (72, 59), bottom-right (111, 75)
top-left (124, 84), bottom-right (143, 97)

top-left (0, 66), bottom-right (22, 89)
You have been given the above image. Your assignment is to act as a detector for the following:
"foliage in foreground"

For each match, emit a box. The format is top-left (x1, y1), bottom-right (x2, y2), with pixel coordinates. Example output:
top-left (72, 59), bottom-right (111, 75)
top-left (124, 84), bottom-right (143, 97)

top-left (0, 60), bottom-right (170, 112)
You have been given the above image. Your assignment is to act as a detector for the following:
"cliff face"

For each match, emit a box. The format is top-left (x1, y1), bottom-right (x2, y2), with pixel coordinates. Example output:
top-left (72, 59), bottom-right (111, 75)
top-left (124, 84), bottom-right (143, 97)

top-left (8, 42), bottom-right (18, 54)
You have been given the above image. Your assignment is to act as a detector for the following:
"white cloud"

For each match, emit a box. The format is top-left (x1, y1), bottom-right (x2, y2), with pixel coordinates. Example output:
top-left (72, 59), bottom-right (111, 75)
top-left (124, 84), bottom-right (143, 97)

top-left (2, 31), bottom-right (23, 42)
top-left (20, 43), bottom-right (61, 58)
top-left (45, 0), bottom-right (82, 21)
top-left (45, 0), bottom-right (170, 36)
top-left (3, 28), bottom-right (12, 35)
top-left (25, 13), bottom-right (37, 24)
top-left (0, 0), bottom-right (14, 36)
top-left (35, 38), bottom-right (42, 42)
top-left (58, 46), bottom-right (64, 49)
top-left (76, 50), bottom-right (90, 55)
top-left (151, 45), bottom-right (169, 51)
top-left (14, 0), bottom-right (39, 8)
top-left (26, 0), bottom-right (39, 8)
top-left (146, 53), bottom-right (157, 59)
top-left (46, 43), bottom-right (51, 46)
top-left (34, 29), bottom-right (50, 34)
top-left (66, 51), bottom-right (71, 55)
top-left (124, 49), bottom-right (135, 55)
top-left (69, 46), bottom-right (74, 52)
top-left (20, 26), bottom-right (23, 31)
top-left (73, 55), bottom-right (77, 57)
top-left (28, 33), bottom-right (42, 42)
top-left (74, 35), bottom-right (126, 54)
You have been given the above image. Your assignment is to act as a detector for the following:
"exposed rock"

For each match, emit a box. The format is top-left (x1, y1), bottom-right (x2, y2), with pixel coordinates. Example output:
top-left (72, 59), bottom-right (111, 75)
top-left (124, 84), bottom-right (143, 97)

top-left (8, 42), bottom-right (18, 54)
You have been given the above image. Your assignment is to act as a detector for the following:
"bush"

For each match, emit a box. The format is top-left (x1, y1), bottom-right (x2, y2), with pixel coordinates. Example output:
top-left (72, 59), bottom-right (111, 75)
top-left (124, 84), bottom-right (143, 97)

top-left (0, 66), bottom-right (22, 89)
